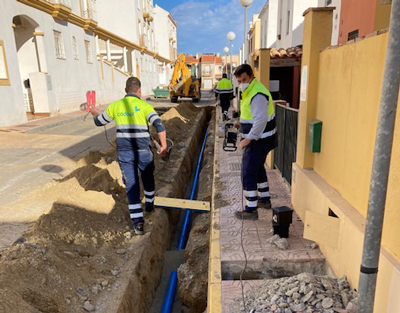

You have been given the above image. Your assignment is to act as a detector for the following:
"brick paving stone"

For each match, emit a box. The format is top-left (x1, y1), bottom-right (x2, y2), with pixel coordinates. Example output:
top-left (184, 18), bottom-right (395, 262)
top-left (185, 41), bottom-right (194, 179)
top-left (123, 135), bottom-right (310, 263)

top-left (215, 121), bottom-right (326, 312)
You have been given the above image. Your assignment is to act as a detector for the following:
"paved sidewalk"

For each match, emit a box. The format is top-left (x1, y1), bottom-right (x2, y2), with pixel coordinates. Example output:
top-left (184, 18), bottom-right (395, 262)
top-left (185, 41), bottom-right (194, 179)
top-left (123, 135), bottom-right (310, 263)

top-left (0, 105), bottom-right (110, 134)
top-left (213, 116), bottom-right (326, 312)
top-left (0, 95), bottom-right (209, 252)
top-left (0, 95), bottom-right (178, 134)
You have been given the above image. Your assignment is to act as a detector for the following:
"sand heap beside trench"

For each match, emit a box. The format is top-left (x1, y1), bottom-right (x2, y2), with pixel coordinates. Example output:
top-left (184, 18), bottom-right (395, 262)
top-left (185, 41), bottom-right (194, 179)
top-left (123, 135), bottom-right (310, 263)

top-left (0, 102), bottom-right (207, 313)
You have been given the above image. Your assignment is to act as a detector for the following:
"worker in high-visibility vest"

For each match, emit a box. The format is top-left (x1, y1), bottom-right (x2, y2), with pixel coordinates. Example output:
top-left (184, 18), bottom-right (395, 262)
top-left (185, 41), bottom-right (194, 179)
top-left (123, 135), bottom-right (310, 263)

top-left (233, 64), bottom-right (278, 220)
top-left (215, 73), bottom-right (234, 121)
top-left (89, 77), bottom-right (167, 235)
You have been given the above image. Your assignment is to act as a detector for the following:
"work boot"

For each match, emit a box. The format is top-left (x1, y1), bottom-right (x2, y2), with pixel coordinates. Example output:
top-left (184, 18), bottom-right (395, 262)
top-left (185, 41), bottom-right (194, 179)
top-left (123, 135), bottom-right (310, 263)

top-left (258, 199), bottom-right (272, 209)
top-left (132, 222), bottom-right (144, 235)
top-left (234, 210), bottom-right (259, 220)
top-left (144, 203), bottom-right (155, 215)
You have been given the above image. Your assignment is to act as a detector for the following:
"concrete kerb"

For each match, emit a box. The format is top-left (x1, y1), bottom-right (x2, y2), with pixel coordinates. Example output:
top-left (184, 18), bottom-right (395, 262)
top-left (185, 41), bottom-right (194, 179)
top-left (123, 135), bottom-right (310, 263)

top-left (24, 114), bottom-right (88, 134)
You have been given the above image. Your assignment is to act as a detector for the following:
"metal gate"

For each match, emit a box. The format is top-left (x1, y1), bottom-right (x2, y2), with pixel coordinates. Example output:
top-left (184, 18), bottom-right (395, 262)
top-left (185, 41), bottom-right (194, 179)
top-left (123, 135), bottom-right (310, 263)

top-left (274, 103), bottom-right (299, 185)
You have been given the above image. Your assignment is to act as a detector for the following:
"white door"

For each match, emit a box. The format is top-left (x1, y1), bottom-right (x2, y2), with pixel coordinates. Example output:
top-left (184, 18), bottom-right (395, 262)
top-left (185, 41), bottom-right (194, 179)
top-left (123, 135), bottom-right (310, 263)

top-left (204, 79), bottom-right (212, 89)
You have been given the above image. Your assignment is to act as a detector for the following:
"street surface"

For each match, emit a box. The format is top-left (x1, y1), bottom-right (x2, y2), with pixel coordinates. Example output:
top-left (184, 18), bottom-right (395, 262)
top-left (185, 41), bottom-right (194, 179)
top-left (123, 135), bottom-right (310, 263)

top-left (0, 93), bottom-right (214, 251)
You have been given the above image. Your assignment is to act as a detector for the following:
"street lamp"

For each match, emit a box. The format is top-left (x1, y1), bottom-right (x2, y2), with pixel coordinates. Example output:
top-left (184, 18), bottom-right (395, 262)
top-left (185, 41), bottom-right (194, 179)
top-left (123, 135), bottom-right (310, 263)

top-left (223, 46), bottom-right (229, 74)
top-left (227, 31), bottom-right (236, 79)
top-left (239, 0), bottom-right (253, 64)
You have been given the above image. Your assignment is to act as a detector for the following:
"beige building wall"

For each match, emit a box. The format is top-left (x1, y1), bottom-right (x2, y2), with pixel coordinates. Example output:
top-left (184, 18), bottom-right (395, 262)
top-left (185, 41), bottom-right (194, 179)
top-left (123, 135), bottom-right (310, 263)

top-left (292, 8), bottom-right (400, 313)
top-left (374, 0), bottom-right (392, 32)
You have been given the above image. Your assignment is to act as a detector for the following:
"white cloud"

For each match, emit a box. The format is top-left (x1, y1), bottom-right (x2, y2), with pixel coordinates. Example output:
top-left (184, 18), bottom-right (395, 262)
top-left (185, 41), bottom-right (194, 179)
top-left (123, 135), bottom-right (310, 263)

top-left (171, 0), bottom-right (265, 55)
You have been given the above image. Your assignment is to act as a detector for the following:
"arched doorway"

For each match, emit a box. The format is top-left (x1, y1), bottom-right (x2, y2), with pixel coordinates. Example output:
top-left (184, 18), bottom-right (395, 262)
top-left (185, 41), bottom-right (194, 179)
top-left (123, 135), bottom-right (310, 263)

top-left (12, 15), bottom-right (47, 115)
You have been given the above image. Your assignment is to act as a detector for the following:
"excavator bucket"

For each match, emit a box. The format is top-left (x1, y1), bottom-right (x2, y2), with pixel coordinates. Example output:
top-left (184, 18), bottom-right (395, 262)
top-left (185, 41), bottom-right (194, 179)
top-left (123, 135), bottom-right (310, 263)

top-left (172, 80), bottom-right (185, 93)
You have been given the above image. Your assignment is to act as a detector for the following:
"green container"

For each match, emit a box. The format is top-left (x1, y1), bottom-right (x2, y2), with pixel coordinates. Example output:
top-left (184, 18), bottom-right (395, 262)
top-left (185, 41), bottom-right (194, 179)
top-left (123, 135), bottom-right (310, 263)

top-left (153, 87), bottom-right (170, 98)
top-left (309, 120), bottom-right (323, 153)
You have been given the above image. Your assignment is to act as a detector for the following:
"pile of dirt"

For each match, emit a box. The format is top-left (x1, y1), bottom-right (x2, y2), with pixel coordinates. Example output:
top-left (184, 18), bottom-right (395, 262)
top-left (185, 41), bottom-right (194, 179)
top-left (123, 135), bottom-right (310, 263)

top-left (178, 109), bottom-right (216, 313)
top-left (0, 102), bottom-right (208, 313)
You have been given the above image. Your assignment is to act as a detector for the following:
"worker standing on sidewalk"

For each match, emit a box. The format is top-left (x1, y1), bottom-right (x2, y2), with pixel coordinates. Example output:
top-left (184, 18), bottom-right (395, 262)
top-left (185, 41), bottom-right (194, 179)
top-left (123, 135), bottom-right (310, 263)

top-left (89, 77), bottom-right (167, 235)
top-left (215, 73), bottom-right (234, 121)
top-left (233, 64), bottom-right (277, 220)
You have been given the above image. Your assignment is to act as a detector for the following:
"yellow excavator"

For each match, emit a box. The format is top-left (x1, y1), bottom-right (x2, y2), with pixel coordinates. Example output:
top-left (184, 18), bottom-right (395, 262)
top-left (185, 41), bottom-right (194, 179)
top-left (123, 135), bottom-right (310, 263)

top-left (169, 53), bottom-right (201, 103)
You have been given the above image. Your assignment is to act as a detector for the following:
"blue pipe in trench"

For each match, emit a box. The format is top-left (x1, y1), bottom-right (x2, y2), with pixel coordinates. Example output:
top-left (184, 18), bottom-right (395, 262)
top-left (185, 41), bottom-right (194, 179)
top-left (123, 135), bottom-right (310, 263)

top-left (161, 125), bottom-right (209, 313)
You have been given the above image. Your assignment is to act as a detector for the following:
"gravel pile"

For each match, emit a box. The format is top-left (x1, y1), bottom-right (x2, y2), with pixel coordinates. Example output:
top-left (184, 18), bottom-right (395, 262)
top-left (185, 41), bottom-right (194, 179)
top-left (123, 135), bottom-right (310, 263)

top-left (233, 273), bottom-right (358, 313)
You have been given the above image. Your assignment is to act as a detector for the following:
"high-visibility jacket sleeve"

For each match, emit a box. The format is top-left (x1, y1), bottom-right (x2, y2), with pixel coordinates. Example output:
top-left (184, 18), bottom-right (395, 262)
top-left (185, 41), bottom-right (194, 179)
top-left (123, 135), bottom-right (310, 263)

top-left (143, 103), bottom-right (166, 133)
top-left (94, 102), bottom-right (115, 126)
top-left (247, 94), bottom-right (269, 140)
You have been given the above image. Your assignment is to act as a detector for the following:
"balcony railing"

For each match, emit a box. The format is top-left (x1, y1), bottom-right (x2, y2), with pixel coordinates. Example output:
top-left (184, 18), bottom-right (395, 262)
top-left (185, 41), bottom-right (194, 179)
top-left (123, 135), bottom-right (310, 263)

top-left (81, 0), bottom-right (97, 21)
top-left (46, 0), bottom-right (71, 7)
top-left (140, 34), bottom-right (147, 47)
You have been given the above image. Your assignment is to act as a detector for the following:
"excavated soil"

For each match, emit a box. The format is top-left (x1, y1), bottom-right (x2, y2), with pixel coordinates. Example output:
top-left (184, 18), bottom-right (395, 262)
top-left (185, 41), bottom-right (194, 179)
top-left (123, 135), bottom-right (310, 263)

top-left (0, 103), bottom-right (209, 313)
top-left (177, 109), bottom-right (216, 313)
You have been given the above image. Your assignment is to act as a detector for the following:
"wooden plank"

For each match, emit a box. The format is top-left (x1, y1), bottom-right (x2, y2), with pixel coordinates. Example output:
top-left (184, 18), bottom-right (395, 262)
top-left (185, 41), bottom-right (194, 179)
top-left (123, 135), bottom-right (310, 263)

top-left (304, 210), bottom-right (341, 248)
top-left (207, 109), bottom-right (222, 312)
top-left (141, 196), bottom-right (210, 211)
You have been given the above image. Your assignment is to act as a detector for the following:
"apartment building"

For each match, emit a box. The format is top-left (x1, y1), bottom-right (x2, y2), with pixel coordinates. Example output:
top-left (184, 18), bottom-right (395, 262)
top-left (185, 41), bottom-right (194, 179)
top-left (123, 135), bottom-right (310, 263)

top-left (154, 5), bottom-right (177, 86)
top-left (198, 54), bottom-right (223, 89)
top-left (0, 0), bottom-right (175, 127)
top-left (338, 0), bottom-right (391, 44)
top-left (260, 0), bottom-right (279, 49)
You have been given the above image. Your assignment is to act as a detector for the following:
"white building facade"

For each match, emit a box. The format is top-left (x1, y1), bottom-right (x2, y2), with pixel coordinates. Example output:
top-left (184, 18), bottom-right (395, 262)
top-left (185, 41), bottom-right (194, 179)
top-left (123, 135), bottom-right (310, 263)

top-left (275, 0), bottom-right (341, 48)
top-left (0, 0), bottom-right (173, 127)
top-left (154, 5), bottom-right (177, 87)
top-left (96, 0), bottom-right (161, 96)
top-left (317, 0), bottom-right (342, 46)
top-left (260, 0), bottom-right (279, 49)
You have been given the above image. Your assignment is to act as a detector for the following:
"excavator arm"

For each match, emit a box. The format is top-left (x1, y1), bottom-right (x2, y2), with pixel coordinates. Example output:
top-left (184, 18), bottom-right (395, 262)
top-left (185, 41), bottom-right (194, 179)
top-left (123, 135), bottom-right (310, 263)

top-left (169, 53), bottom-right (193, 96)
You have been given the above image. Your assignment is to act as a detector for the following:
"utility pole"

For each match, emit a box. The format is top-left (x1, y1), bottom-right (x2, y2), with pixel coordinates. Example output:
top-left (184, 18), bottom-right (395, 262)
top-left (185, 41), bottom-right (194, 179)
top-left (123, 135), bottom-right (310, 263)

top-left (358, 0), bottom-right (400, 312)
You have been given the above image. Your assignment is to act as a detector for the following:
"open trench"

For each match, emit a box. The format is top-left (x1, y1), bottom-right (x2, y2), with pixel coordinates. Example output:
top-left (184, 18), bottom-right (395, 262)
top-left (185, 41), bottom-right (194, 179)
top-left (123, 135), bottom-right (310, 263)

top-left (0, 102), bottom-right (215, 313)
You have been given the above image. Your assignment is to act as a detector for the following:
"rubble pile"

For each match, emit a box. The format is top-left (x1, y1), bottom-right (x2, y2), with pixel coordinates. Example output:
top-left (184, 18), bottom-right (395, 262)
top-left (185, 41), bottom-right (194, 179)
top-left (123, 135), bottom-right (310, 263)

top-left (233, 273), bottom-right (358, 313)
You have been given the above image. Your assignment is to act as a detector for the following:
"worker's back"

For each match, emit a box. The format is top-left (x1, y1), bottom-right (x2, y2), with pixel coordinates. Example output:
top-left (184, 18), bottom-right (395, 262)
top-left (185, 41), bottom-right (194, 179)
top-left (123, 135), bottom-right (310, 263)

top-left (217, 78), bottom-right (233, 90)
top-left (104, 95), bottom-right (159, 150)
top-left (216, 78), bottom-right (234, 102)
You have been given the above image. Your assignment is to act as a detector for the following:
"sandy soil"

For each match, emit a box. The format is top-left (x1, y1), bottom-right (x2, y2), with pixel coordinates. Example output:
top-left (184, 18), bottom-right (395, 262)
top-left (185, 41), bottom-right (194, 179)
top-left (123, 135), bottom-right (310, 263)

top-left (0, 103), bottom-right (209, 313)
top-left (178, 109), bottom-right (216, 313)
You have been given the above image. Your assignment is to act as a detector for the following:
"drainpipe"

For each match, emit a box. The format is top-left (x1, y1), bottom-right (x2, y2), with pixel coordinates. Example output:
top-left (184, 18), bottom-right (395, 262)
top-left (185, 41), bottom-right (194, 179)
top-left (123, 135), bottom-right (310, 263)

top-left (358, 1), bottom-right (400, 312)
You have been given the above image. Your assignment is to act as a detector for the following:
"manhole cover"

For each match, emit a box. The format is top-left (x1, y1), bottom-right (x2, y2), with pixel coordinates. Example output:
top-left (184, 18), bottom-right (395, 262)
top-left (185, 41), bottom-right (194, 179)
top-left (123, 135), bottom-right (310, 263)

top-left (229, 163), bottom-right (241, 171)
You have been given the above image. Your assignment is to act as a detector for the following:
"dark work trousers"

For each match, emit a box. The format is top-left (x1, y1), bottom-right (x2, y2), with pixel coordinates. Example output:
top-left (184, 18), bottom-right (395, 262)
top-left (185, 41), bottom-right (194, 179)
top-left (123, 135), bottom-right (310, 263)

top-left (241, 139), bottom-right (275, 212)
top-left (219, 94), bottom-right (231, 119)
top-left (117, 149), bottom-right (155, 225)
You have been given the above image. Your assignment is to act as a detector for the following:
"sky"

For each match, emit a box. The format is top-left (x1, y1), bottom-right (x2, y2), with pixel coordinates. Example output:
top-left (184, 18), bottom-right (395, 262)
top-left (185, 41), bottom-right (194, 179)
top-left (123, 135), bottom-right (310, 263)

top-left (153, 0), bottom-right (266, 56)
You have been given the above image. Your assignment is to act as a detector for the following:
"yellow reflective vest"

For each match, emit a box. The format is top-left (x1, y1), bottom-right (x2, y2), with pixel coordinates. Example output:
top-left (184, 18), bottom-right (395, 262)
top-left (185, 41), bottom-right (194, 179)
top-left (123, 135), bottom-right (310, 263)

top-left (216, 78), bottom-right (233, 95)
top-left (95, 94), bottom-right (164, 150)
top-left (240, 79), bottom-right (277, 141)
